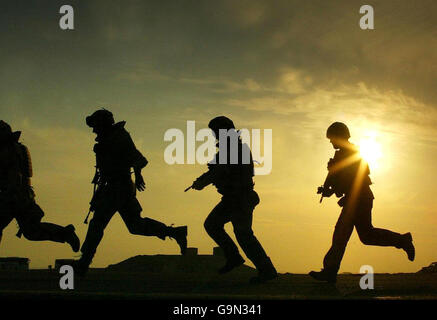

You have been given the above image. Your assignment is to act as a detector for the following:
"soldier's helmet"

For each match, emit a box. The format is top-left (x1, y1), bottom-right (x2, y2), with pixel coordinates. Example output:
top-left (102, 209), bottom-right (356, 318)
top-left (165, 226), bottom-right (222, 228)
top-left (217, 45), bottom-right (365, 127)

top-left (208, 116), bottom-right (235, 131)
top-left (86, 109), bottom-right (115, 128)
top-left (0, 120), bottom-right (12, 137)
top-left (326, 122), bottom-right (350, 140)
top-left (0, 120), bottom-right (20, 143)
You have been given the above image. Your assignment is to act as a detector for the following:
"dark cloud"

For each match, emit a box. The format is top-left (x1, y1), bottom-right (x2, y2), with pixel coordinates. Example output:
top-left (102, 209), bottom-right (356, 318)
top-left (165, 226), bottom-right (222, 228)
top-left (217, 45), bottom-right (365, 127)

top-left (0, 0), bottom-right (435, 125)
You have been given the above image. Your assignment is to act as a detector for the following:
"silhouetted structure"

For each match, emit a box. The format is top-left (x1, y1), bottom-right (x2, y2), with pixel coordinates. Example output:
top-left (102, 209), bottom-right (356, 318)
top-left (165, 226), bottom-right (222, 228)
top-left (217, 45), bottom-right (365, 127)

top-left (185, 247), bottom-right (198, 256)
top-left (74, 109), bottom-right (188, 276)
top-left (188, 116), bottom-right (277, 284)
top-left (418, 262), bottom-right (437, 273)
top-left (213, 246), bottom-right (224, 257)
top-left (107, 247), bottom-right (255, 274)
top-left (0, 121), bottom-right (80, 252)
top-left (0, 257), bottom-right (29, 271)
top-left (310, 122), bottom-right (415, 283)
top-left (55, 259), bottom-right (75, 270)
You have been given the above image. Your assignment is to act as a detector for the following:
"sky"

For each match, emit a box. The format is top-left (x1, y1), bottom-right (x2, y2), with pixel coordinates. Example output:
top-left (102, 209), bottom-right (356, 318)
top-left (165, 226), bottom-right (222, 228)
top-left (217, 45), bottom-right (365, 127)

top-left (0, 0), bottom-right (436, 274)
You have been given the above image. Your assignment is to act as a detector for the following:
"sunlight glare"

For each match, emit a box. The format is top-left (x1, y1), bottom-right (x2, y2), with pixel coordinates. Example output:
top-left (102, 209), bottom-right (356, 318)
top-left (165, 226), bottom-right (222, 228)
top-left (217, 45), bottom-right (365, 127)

top-left (358, 131), bottom-right (382, 170)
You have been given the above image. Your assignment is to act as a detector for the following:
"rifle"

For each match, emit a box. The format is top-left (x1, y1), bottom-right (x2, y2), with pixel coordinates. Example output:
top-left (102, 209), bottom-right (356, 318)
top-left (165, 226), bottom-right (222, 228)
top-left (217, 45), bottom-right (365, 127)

top-left (317, 185), bottom-right (325, 203)
top-left (317, 158), bottom-right (335, 203)
top-left (84, 167), bottom-right (100, 224)
top-left (185, 172), bottom-right (211, 192)
top-left (317, 182), bottom-right (333, 203)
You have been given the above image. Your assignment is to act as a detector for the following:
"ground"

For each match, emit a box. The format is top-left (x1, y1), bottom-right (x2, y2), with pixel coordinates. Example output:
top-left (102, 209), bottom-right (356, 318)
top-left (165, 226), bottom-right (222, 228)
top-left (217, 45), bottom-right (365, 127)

top-left (0, 269), bottom-right (436, 300)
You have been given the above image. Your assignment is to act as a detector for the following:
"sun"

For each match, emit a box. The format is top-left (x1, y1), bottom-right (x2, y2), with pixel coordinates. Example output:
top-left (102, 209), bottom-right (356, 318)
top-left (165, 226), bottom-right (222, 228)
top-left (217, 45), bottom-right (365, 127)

top-left (357, 131), bottom-right (382, 170)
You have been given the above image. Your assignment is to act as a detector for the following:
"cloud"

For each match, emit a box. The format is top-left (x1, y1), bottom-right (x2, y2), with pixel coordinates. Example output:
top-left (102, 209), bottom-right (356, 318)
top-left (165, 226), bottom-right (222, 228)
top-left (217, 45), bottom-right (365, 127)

top-left (226, 79), bottom-right (437, 146)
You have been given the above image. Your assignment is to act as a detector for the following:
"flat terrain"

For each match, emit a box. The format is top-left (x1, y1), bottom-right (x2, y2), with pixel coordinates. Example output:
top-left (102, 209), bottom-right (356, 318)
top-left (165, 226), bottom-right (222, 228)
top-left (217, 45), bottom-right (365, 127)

top-left (0, 269), bottom-right (436, 300)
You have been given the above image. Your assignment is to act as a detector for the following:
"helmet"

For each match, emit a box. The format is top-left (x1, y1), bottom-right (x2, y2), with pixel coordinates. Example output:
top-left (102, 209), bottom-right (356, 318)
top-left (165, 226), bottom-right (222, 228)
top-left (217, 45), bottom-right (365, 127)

top-left (208, 116), bottom-right (235, 131)
top-left (0, 120), bottom-right (12, 137)
top-left (86, 109), bottom-right (115, 128)
top-left (326, 122), bottom-right (350, 139)
top-left (0, 120), bottom-right (21, 142)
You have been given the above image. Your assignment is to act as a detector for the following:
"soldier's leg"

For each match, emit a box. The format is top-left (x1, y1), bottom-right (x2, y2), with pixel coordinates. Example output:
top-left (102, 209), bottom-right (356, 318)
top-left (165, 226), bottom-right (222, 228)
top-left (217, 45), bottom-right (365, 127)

top-left (119, 198), bottom-right (168, 240)
top-left (119, 198), bottom-right (188, 254)
top-left (231, 198), bottom-right (277, 281)
top-left (322, 205), bottom-right (355, 274)
top-left (79, 206), bottom-right (116, 265)
top-left (16, 203), bottom-right (80, 251)
top-left (124, 217), bottom-right (169, 239)
top-left (204, 200), bottom-right (243, 263)
top-left (355, 199), bottom-right (415, 260)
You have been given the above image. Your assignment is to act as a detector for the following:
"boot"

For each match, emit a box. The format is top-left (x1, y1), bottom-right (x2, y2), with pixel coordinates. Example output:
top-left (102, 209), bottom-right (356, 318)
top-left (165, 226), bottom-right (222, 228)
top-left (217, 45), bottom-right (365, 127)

top-left (64, 225), bottom-right (80, 252)
top-left (309, 269), bottom-right (337, 284)
top-left (72, 254), bottom-right (92, 278)
top-left (218, 255), bottom-right (245, 274)
top-left (249, 258), bottom-right (278, 284)
top-left (168, 226), bottom-right (188, 255)
top-left (401, 232), bottom-right (415, 261)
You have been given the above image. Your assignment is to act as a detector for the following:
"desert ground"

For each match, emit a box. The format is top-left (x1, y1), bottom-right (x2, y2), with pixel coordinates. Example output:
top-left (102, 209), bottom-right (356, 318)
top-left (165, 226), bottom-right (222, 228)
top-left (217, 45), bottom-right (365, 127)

top-left (0, 269), bottom-right (436, 300)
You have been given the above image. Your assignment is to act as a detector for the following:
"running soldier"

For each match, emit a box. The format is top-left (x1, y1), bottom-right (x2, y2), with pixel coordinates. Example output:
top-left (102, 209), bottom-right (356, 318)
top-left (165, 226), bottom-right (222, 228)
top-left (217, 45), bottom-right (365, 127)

top-left (0, 120), bottom-right (80, 251)
top-left (310, 122), bottom-right (415, 283)
top-left (73, 109), bottom-right (187, 276)
top-left (188, 116), bottom-right (277, 284)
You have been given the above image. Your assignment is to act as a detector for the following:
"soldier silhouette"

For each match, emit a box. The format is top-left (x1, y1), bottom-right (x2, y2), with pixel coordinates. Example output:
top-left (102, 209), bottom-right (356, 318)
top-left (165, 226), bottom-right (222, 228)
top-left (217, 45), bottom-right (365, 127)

top-left (187, 116), bottom-right (277, 284)
top-left (0, 120), bottom-right (80, 251)
top-left (310, 122), bottom-right (415, 283)
top-left (73, 109), bottom-right (187, 276)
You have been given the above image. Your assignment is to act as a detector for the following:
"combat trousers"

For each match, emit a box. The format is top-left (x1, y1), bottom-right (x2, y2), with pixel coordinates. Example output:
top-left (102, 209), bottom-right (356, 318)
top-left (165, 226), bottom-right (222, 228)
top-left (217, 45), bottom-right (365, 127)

top-left (80, 181), bottom-right (169, 264)
top-left (204, 190), bottom-right (276, 273)
top-left (323, 196), bottom-right (404, 274)
top-left (0, 200), bottom-right (71, 244)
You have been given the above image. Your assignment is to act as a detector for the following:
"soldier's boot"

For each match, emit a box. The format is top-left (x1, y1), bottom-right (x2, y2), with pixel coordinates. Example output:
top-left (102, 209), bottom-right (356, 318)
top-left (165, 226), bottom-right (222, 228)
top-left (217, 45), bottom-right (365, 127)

top-left (401, 232), bottom-right (415, 261)
top-left (249, 257), bottom-right (278, 285)
top-left (20, 222), bottom-right (80, 252)
top-left (218, 255), bottom-right (245, 274)
top-left (309, 268), bottom-right (337, 284)
top-left (72, 254), bottom-right (93, 277)
top-left (167, 226), bottom-right (188, 255)
top-left (64, 225), bottom-right (80, 252)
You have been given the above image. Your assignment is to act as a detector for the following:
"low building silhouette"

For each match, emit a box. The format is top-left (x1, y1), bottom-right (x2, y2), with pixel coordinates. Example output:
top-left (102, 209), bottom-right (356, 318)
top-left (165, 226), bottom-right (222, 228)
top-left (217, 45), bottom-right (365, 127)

top-left (418, 262), bottom-right (437, 273)
top-left (0, 257), bottom-right (29, 271)
top-left (213, 247), bottom-right (224, 256)
top-left (106, 247), bottom-right (255, 274)
top-left (54, 259), bottom-right (75, 270)
top-left (185, 247), bottom-right (198, 256)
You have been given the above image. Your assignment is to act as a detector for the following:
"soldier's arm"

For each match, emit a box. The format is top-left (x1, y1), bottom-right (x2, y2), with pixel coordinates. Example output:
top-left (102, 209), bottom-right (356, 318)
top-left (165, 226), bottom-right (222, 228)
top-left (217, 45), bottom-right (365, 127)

top-left (124, 132), bottom-right (148, 191)
top-left (318, 174), bottom-right (335, 198)
top-left (124, 132), bottom-right (148, 173)
top-left (319, 155), bottom-right (337, 197)
top-left (192, 170), bottom-right (213, 190)
top-left (320, 184), bottom-right (335, 197)
top-left (132, 151), bottom-right (148, 175)
top-left (192, 161), bottom-right (231, 190)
